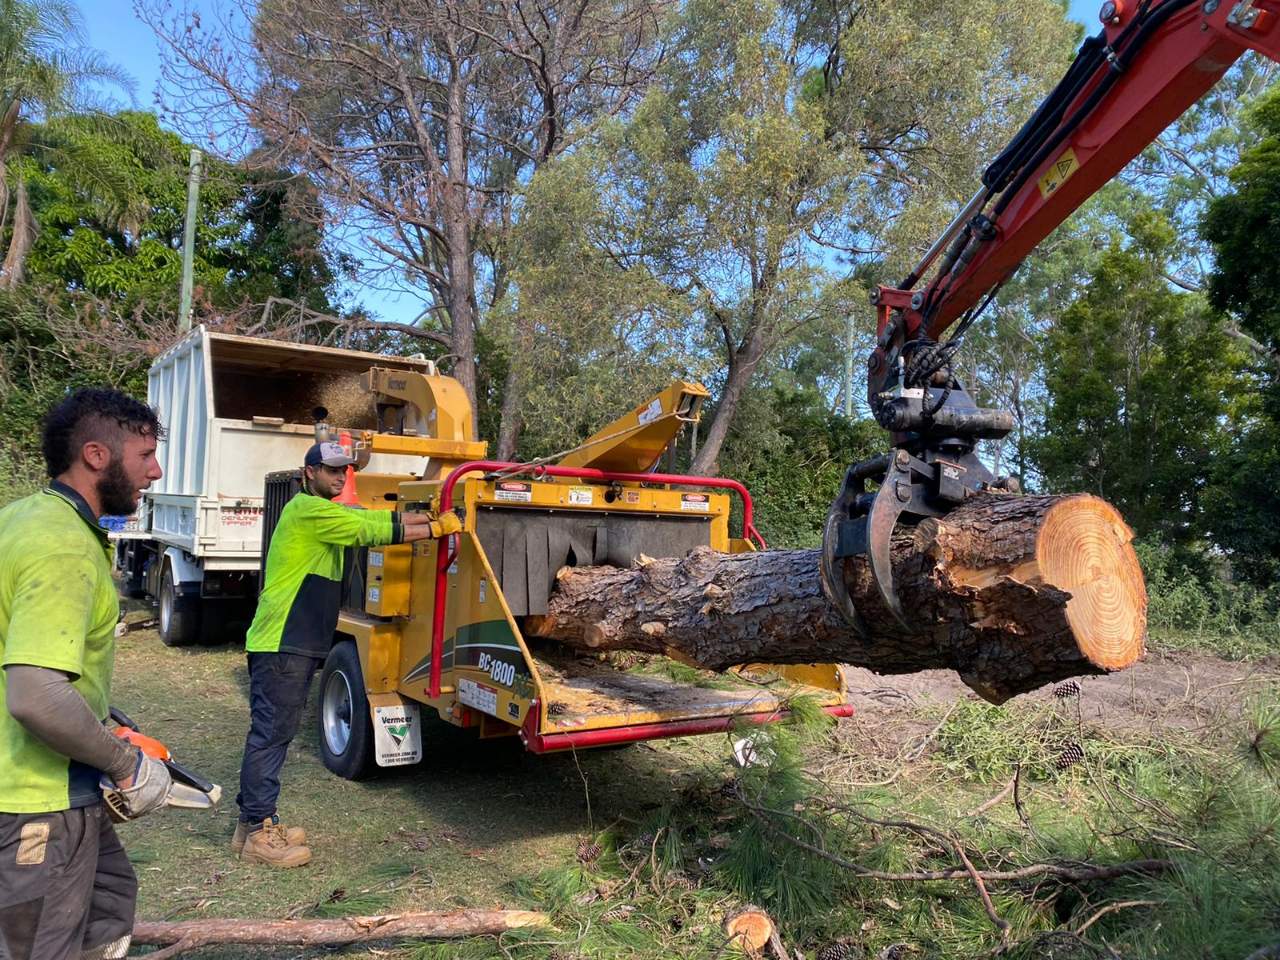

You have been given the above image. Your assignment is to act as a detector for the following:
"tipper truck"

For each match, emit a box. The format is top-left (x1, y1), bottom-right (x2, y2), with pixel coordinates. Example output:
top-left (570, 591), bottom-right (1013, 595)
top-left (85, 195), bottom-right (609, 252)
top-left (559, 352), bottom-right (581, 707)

top-left (115, 325), bottom-right (435, 646)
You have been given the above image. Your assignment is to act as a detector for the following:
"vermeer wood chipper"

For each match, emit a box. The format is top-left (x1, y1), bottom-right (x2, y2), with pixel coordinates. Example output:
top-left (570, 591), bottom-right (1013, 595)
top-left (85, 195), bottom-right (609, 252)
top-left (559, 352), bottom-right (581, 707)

top-left (260, 364), bottom-right (852, 779)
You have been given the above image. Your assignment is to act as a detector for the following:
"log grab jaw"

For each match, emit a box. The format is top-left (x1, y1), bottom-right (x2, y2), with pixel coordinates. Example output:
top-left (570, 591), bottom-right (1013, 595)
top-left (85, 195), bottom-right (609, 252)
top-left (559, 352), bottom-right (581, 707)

top-left (821, 310), bottom-right (1017, 631)
top-left (822, 0), bottom-right (1280, 628)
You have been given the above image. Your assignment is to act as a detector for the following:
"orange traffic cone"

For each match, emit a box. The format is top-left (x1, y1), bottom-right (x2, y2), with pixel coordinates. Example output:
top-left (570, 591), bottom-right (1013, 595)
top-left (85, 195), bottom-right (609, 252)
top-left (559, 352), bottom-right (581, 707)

top-left (335, 431), bottom-right (360, 506)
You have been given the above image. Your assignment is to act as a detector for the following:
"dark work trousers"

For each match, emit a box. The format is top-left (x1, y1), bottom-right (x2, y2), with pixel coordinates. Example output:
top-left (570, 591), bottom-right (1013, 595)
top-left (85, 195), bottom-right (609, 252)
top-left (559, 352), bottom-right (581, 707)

top-left (235, 651), bottom-right (321, 824)
top-left (0, 804), bottom-right (137, 960)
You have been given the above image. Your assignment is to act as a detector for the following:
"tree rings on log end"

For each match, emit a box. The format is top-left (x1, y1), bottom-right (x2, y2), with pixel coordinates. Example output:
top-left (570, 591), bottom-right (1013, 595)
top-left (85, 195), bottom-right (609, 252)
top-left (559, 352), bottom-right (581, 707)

top-left (1037, 495), bottom-right (1147, 670)
top-left (724, 907), bottom-right (775, 952)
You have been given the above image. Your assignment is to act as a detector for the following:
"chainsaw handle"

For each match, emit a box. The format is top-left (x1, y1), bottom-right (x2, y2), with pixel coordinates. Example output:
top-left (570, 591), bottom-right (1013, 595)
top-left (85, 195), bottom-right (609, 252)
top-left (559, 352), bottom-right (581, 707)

top-left (108, 709), bottom-right (220, 800)
top-left (114, 727), bottom-right (170, 762)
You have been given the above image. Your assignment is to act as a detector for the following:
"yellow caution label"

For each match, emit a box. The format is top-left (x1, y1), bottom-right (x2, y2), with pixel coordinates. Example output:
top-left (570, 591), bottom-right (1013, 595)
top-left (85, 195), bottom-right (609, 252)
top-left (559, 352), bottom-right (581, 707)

top-left (1038, 148), bottom-right (1080, 199)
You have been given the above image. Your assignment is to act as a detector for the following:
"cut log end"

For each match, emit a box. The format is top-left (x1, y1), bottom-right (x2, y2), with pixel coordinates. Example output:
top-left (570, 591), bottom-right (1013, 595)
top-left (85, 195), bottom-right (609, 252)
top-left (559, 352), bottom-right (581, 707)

top-left (724, 907), bottom-right (775, 952)
top-left (1038, 495), bottom-right (1147, 670)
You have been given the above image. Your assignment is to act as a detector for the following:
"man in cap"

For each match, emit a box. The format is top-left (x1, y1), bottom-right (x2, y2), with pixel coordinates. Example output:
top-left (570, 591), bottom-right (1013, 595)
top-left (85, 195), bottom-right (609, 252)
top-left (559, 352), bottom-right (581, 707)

top-left (233, 441), bottom-right (459, 867)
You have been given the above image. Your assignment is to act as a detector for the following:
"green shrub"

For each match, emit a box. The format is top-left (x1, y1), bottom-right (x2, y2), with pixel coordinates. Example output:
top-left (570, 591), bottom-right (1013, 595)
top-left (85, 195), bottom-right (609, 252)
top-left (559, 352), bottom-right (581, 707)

top-left (1135, 538), bottom-right (1280, 653)
top-left (0, 444), bottom-right (45, 507)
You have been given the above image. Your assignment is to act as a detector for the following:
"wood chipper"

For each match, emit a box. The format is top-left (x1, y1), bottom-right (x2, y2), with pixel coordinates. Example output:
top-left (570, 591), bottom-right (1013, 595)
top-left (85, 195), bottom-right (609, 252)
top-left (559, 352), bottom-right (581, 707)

top-left (258, 364), bottom-right (852, 779)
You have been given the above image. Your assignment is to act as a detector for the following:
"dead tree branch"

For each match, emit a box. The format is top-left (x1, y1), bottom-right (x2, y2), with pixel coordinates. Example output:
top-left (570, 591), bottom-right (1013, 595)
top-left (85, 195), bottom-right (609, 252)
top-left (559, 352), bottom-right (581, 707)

top-left (131, 910), bottom-right (551, 957)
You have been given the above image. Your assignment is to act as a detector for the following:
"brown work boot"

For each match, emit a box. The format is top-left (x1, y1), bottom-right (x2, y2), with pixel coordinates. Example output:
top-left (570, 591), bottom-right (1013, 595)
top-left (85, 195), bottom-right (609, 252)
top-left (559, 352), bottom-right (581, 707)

top-left (239, 818), bottom-right (311, 868)
top-left (232, 817), bottom-right (306, 856)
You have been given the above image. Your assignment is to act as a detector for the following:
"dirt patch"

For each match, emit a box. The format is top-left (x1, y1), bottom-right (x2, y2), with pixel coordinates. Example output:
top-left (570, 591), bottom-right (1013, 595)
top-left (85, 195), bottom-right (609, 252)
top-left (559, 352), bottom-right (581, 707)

top-left (838, 648), bottom-right (1280, 754)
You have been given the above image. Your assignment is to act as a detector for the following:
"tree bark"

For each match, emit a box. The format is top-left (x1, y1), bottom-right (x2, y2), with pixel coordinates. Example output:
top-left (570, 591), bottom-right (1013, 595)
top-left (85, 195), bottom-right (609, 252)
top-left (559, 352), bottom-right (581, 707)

top-left (526, 493), bottom-right (1147, 704)
top-left (444, 63), bottom-right (479, 434)
top-left (1, 175), bottom-right (35, 290)
top-left (132, 910), bottom-right (550, 953)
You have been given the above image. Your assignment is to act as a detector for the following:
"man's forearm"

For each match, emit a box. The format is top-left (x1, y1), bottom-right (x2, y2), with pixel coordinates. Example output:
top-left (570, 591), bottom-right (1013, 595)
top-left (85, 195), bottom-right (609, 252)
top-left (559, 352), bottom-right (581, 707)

top-left (4, 665), bottom-right (137, 783)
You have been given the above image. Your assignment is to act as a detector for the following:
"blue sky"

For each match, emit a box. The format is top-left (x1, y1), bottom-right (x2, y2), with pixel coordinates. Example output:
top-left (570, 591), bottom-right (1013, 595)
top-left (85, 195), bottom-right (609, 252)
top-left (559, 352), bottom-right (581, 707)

top-left (80, 0), bottom-right (1103, 324)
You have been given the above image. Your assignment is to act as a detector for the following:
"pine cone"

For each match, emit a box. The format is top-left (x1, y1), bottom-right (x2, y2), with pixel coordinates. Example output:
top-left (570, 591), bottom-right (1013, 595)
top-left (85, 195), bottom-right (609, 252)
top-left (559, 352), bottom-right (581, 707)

top-left (1054, 742), bottom-right (1085, 770)
top-left (601, 904), bottom-right (635, 923)
top-left (1053, 680), bottom-right (1082, 698)
top-left (667, 871), bottom-right (697, 891)
top-left (817, 939), bottom-right (858, 960)
top-left (576, 839), bottom-right (603, 864)
top-left (719, 779), bottom-right (739, 800)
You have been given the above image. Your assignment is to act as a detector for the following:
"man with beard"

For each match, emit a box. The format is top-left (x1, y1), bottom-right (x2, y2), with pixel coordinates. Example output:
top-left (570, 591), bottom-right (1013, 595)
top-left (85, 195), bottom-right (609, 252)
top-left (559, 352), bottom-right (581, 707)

top-left (0, 387), bottom-right (171, 960)
top-left (232, 441), bottom-right (460, 868)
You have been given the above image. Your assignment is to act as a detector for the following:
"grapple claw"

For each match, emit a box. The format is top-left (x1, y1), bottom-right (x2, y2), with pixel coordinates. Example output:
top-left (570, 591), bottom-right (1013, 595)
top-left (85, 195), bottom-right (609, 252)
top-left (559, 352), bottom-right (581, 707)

top-left (820, 506), bottom-right (870, 638)
top-left (866, 458), bottom-right (915, 629)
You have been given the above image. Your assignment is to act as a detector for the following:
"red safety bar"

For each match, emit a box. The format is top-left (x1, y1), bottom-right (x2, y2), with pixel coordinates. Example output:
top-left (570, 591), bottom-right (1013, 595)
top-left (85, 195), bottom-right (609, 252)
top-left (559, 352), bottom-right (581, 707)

top-left (430, 460), bottom-right (767, 697)
top-left (519, 700), bottom-right (855, 754)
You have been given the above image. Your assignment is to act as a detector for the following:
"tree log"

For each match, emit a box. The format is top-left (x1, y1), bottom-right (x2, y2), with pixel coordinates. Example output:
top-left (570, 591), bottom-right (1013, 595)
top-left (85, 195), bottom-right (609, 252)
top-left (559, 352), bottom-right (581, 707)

top-left (525, 493), bottom-right (1147, 703)
top-left (131, 909), bottom-right (549, 955)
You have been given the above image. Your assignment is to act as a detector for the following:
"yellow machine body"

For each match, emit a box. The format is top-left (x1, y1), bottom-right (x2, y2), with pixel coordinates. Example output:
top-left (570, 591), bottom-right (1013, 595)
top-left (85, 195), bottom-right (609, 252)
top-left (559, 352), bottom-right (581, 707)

top-left (334, 371), bottom-right (850, 754)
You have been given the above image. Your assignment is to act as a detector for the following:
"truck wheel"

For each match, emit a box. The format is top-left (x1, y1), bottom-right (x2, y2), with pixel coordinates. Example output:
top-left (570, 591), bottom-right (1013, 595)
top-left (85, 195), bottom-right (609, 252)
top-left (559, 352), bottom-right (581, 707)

top-left (318, 641), bottom-right (375, 780)
top-left (158, 563), bottom-right (201, 647)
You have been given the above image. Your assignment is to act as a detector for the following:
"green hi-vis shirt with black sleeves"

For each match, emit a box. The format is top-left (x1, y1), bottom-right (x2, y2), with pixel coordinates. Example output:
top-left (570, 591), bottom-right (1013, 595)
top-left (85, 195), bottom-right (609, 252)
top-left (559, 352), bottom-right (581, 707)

top-left (0, 483), bottom-right (120, 813)
top-left (246, 492), bottom-right (404, 657)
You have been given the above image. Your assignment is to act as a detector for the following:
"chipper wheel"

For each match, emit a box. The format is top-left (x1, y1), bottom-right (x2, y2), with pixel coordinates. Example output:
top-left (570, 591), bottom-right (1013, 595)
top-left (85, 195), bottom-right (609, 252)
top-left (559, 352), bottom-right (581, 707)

top-left (318, 641), bottom-right (376, 780)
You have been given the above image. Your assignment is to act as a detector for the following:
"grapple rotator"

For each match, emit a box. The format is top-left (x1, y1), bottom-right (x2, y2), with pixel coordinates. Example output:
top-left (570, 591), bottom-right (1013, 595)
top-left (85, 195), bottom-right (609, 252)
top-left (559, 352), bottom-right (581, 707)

top-left (820, 310), bottom-right (1018, 634)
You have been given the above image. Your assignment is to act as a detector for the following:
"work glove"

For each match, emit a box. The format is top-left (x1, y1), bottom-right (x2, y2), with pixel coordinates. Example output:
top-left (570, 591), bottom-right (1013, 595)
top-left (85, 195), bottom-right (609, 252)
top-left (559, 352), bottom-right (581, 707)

top-left (100, 750), bottom-right (172, 822)
top-left (429, 511), bottom-right (463, 539)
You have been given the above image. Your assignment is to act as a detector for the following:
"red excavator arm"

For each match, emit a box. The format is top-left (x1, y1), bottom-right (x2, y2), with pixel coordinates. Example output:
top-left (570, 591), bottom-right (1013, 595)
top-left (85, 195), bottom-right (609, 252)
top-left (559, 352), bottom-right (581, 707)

top-left (874, 0), bottom-right (1280, 348)
top-left (821, 0), bottom-right (1280, 635)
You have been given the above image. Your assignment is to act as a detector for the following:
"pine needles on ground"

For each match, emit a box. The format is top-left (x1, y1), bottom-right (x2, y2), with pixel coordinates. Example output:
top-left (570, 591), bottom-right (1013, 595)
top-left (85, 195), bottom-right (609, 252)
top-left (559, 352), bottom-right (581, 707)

top-left (392, 684), bottom-right (1280, 959)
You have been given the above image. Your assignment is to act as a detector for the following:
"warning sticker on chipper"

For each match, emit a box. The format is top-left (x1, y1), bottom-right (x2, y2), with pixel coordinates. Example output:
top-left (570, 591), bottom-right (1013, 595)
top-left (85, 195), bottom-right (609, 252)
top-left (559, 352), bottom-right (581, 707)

top-left (681, 493), bottom-right (710, 512)
top-left (495, 481), bottom-right (533, 503)
top-left (458, 678), bottom-right (499, 717)
top-left (568, 486), bottom-right (594, 505)
top-left (637, 397), bottom-right (663, 426)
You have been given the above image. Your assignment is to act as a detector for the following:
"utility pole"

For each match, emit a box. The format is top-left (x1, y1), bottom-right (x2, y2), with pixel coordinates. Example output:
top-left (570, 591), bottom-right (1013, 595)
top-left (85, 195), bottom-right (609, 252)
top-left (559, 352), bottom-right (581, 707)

top-left (178, 149), bottom-right (203, 333)
top-left (843, 312), bottom-right (855, 418)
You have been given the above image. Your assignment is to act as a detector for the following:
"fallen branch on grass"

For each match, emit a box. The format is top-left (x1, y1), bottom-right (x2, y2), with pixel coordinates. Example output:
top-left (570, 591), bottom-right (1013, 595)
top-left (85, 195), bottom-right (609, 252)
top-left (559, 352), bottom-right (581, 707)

top-left (131, 910), bottom-right (551, 959)
top-left (1072, 899), bottom-right (1159, 936)
top-left (738, 785), bottom-right (1172, 885)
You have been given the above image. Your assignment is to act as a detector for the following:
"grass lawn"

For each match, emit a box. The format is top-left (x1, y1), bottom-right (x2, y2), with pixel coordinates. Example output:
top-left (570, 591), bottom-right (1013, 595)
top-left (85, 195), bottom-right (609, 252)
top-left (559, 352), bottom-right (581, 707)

top-left (112, 618), bottom-right (730, 954)
top-left (113, 609), bottom-right (1280, 959)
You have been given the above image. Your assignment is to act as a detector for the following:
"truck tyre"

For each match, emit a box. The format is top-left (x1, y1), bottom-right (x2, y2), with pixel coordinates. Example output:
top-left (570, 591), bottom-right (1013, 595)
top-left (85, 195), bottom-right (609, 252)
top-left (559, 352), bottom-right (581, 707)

top-left (158, 563), bottom-right (201, 647)
top-left (318, 641), bottom-right (376, 780)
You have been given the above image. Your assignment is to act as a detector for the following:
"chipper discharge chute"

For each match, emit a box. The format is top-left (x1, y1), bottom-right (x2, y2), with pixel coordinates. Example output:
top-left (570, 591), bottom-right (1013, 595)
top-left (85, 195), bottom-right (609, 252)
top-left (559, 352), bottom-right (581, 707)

top-left (266, 367), bottom-right (852, 779)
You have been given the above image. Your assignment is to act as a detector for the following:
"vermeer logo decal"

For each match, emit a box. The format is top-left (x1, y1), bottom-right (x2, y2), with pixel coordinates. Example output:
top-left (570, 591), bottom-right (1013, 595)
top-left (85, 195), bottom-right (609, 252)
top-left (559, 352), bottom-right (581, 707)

top-left (373, 703), bottom-right (422, 767)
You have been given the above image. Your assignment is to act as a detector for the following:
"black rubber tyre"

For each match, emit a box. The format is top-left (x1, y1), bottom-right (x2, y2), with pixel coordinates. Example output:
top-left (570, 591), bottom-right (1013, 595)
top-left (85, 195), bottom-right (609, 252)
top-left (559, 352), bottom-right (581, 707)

top-left (158, 563), bottom-right (201, 647)
top-left (318, 641), bottom-right (376, 780)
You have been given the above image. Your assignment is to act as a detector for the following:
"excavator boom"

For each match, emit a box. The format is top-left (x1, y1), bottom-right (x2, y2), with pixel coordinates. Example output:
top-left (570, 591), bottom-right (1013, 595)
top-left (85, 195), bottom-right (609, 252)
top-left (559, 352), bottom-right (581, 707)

top-left (824, 0), bottom-right (1280, 631)
top-left (881, 0), bottom-right (1280, 344)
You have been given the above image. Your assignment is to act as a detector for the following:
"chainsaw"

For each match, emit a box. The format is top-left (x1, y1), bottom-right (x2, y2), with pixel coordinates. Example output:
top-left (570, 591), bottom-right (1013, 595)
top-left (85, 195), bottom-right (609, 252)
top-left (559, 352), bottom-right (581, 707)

top-left (105, 706), bottom-right (222, 817)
